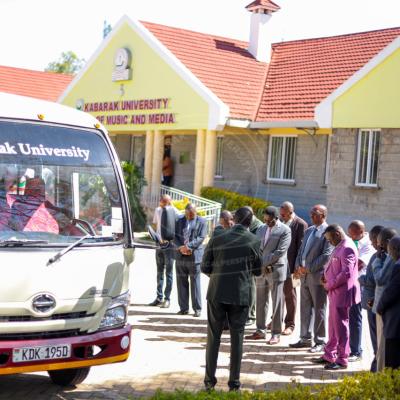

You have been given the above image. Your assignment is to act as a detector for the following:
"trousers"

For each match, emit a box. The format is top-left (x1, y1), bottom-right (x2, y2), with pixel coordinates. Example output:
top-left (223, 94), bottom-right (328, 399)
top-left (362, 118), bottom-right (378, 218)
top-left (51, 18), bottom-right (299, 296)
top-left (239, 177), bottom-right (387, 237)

top-left (155, 248), bottom-right (174, 301)
top-left (323, 300), bottom-right (350, 366)
top-left (205, 300), bottom-right (249, 390)
top-left (175, 258), bottom-right (202, 312)
top-left (349, 302), bottom-right (363, 356)
top-left (283, 275), bottom-right (297, 329)
top-left (255, 274), bottom-right (284, 335)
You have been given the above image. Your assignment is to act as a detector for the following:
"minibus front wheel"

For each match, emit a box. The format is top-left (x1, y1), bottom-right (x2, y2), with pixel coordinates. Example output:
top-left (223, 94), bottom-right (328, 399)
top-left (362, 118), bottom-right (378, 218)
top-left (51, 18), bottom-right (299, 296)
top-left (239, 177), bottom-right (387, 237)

top-left (48, 367), bottom-right (90, 386)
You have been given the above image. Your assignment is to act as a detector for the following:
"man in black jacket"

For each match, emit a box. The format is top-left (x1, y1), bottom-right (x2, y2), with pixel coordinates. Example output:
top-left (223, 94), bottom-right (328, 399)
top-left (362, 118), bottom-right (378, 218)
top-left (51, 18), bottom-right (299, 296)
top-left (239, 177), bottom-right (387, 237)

top-left (201, 207), bottom-right (262, 391)
top-left (377, 235), bottom-right (400, 369)
top-left (280, 201), bottom-right (308, 335)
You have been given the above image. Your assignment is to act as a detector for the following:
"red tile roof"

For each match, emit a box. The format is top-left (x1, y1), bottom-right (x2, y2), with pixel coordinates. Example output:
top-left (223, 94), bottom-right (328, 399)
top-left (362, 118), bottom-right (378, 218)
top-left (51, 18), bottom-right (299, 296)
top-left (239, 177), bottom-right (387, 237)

top-left (143, 21), bottom-right (268, 120)
top-left (144, 22), bottom-right (400, 122)
top-left (256, 27), bottom-right (400, 121)
top-left (0, 65), bottom-right (73, 102)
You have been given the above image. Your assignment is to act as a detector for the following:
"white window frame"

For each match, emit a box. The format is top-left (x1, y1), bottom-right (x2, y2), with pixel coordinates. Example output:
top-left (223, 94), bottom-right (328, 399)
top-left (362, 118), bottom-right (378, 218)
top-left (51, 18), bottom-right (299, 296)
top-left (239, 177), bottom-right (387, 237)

top-left (214, 135), bottom-right (224, 178)
top-left (355, 129), bottom-right (381, 187)
top-left (267, 135), bottom-right (297, 183)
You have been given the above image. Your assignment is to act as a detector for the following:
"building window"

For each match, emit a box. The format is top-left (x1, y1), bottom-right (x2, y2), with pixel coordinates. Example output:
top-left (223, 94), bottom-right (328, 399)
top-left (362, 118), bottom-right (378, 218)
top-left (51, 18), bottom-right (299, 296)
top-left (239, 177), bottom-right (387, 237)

top-left (215, 136), bottom-right (224, 177)
top-left (267, 136), bottom-right (297, 182)
top-left (355, 129), bottom-right (381, 186)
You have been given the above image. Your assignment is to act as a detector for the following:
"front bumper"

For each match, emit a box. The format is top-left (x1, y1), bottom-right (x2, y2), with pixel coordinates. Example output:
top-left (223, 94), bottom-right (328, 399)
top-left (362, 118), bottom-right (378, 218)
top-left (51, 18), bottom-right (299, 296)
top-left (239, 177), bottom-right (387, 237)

top-left (0, 324), bottom-right (131, 375)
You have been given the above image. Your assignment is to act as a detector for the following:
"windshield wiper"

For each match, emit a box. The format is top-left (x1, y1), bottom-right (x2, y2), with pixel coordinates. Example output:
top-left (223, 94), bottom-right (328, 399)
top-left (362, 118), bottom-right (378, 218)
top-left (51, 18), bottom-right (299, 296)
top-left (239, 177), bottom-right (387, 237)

top-left (0, 238), bottom-right (49, 247)
top-left (47, 234), bottom-right (113, 266)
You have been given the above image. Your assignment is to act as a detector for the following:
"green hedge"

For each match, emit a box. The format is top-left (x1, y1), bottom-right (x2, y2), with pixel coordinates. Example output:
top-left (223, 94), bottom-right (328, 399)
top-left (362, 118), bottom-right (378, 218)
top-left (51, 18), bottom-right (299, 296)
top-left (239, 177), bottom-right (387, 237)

top-left (145, 369), bottom-right (400, 400)
top-left (200, 187), bottom-right (271, 219)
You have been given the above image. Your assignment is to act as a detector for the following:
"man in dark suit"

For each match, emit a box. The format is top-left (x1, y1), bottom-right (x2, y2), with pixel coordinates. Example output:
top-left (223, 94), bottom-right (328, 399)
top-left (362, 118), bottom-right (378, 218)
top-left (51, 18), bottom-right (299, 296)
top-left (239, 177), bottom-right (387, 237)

top-left (201, 207), bottom-right (262, 391)
top-left (175, 203), bottom-right (207, 317)
top-left (280, 201), bottom-right (308, 335)
top-left (245, 206), bottom-right (291, 345)
top-left (377, 236), bottom-right (400, 369)
top-left (290, 204), bottom-right (334, 353)
top-left (148, 194), bottom-right (177, 308)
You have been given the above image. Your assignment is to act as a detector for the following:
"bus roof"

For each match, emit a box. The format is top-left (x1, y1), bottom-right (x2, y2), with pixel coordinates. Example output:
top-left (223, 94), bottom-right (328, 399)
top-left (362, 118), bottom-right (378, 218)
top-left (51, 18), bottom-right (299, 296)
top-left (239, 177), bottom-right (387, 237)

top-left (0, 92), bottom-right (104, 130)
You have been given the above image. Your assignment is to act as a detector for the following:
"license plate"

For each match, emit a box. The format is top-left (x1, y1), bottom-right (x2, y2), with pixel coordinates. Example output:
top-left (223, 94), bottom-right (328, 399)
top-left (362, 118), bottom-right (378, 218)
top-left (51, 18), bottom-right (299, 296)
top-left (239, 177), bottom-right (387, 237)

top-left (12, 344), bottom-right (71, 363)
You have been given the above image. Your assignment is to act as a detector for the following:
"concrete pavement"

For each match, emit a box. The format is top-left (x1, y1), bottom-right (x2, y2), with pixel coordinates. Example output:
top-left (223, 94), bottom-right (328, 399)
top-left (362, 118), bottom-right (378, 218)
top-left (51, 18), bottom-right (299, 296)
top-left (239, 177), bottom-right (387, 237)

top-left (0, 248), bottom-right (374, 398)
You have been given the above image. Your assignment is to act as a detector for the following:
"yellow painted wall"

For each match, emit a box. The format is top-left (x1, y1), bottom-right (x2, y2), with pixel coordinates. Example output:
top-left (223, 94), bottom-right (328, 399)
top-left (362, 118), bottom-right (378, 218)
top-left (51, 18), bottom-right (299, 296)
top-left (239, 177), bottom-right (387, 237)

top-left (62, 22), bottom-right (209, 132)
top-left (333, 48), bottom-right (400, 128)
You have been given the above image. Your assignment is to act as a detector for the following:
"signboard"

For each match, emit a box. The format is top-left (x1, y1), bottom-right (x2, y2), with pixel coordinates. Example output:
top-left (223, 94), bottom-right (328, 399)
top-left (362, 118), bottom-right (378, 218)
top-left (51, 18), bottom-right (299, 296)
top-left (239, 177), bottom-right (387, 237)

top-left (79, 98), bottom-right (176, 126)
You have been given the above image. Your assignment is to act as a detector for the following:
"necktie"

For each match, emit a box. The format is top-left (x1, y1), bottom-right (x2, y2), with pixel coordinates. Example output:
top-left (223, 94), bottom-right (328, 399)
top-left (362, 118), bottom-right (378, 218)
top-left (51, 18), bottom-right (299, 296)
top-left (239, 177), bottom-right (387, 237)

top-left (264, 227), bottom-right (271, 246)
top-left (183, 219), bottom-right (190, 245)
top-left (302, 227), bottom-right (317, 266)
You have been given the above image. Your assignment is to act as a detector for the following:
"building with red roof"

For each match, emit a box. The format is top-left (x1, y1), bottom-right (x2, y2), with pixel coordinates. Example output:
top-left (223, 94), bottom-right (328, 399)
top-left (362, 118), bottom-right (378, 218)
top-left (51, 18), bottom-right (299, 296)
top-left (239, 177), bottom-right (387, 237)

top-left (0, 65), bottom-right (72, 102)
top-left (3, 1), bottom-right (397, 226)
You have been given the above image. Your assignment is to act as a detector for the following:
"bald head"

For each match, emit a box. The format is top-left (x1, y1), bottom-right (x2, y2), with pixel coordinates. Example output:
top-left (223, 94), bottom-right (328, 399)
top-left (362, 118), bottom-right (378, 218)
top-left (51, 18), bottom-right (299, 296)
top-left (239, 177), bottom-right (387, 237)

top-left (348, 220), bottom-right (366, 241)
top-left (310, 204), bottom-right (327, 226)
top-left (280, 201), bottom-right (294, 223)
top-left (219, 210), bottom-right (234, 229)
top-left (160, 194), bottom-right (172, 207)
top-left (388, 236), bottom-right (400, 261)
top-left (185, 203), bottom-right (197, 220)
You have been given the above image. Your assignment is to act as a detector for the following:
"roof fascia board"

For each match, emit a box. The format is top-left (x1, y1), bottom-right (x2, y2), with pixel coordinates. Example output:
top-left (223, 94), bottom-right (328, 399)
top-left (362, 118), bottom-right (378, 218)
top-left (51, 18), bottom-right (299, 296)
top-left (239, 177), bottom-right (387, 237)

top-left (315, 35), bottom-right (400, 128)
top-left (250, 120), bottom-right (318, 129)
top-left (59, 15), bottom-right (229, 131)
top-left (226, 119), bottom-right (252, 128)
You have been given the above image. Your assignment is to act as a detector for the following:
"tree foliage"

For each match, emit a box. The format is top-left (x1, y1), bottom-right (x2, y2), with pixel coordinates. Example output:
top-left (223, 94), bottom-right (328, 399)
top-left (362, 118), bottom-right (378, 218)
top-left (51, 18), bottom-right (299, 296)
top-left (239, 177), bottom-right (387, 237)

top-left (45, 51), bottom-right (85, 74)
top-left (121, 161), bottom-right (147, 231)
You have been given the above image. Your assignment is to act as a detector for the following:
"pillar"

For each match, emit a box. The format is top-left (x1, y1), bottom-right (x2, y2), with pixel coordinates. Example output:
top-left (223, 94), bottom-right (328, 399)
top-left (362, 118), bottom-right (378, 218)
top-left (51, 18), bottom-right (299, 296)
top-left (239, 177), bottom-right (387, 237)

top-left (193, 129), bottom-right (206, 196)
top-left (202, 130), bottom-right (217, 188)
top-left (143, 130), bottom-right (154, 200)
top-left (151, 130), bottom-right (164, 198)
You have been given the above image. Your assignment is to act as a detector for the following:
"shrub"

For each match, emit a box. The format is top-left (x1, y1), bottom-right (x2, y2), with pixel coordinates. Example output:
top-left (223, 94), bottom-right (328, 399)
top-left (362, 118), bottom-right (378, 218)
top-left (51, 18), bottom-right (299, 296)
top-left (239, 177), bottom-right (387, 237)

top-left (200, 187), bottom-right (271, 219)
top-left (172, 197), bottom-right (206, 217)
top-left (143, 369), bottom-right (400, 400)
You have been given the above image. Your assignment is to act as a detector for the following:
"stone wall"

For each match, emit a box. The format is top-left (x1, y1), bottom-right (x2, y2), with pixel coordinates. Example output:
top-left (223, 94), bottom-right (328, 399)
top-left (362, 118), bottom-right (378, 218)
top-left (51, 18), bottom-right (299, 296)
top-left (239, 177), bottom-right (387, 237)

top-left (214, 133), bottom-right (328, 220)
top-left (327, 128), bottom-right (400, 230)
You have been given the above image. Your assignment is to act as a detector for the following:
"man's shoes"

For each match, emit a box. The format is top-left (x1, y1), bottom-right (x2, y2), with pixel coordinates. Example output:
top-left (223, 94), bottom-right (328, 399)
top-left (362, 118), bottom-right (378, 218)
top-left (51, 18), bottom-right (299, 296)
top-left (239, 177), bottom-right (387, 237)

top-left (348, 354), bottom-right (362, 362)
top-left (244, 331), bottom-right (266, 340)
top-left (282, 327), bottom-right (294, 336)
top-left (267, 335), bottom-right (280, 345)
top-left (177, 310), bottom-right (189, 315)
top-left (245, 319), bottom-right (255, 326)
top-left (311, 356), bottom-right (330, 365)
top-left (204, 383), bottom-right (215, 392)
top-left (148, 299), bottom-right (162, 306)
top-left (193, 310), bottom-right (201, 317)
top-left (324, 362), bottom-right (347, 370)
top-left (309, 344), bottom-right (325, 353)
top-left (160, 300), bottom-right (170, 308)
top-left (289, 340), bottom-right (311, 349)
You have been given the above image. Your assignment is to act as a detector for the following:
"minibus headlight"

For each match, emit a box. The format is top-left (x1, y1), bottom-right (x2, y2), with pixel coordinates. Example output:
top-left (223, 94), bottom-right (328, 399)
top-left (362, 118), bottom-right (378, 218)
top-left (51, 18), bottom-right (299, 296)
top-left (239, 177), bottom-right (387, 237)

top-left (99, 292), bottom-right (130, 330)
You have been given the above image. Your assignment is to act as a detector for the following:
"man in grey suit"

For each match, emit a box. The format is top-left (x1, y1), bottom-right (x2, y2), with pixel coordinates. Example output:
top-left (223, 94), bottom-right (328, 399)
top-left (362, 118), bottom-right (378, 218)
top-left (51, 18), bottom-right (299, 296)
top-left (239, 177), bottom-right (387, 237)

top-left (245, 206), bottom-right (291, 345)
top-left (290, 204), bottom-right (334, 352)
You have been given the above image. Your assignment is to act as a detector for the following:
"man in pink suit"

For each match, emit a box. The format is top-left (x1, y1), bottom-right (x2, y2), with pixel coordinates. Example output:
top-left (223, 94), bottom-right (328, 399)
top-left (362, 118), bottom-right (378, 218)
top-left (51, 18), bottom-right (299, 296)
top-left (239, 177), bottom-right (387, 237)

top-left (312, 224), bottom-right (360, 370)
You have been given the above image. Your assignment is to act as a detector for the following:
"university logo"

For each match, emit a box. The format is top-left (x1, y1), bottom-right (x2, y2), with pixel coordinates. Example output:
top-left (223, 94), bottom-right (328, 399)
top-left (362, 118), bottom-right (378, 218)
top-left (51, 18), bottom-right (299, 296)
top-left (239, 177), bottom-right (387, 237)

top-left (112, 47), bottom-right (132, 82)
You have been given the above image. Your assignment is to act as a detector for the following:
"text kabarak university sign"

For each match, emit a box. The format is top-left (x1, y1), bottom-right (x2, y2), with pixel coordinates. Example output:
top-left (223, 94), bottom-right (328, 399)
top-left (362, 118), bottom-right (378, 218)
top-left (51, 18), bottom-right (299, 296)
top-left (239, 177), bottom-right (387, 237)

top-left (78, 97), bottom-right (176, 126)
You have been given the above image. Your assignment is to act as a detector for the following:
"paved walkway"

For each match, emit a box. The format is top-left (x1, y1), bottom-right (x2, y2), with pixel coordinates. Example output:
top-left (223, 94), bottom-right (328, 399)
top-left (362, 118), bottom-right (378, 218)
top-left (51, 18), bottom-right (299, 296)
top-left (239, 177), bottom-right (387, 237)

top-left (0, 248), bottom-right (374, 399)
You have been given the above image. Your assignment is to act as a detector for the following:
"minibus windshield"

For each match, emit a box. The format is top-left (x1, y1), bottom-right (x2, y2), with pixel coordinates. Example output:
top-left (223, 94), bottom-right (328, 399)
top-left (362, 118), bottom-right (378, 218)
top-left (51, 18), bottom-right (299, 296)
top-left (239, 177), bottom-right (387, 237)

top-left (0, 121), bottom-right (124, 244)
